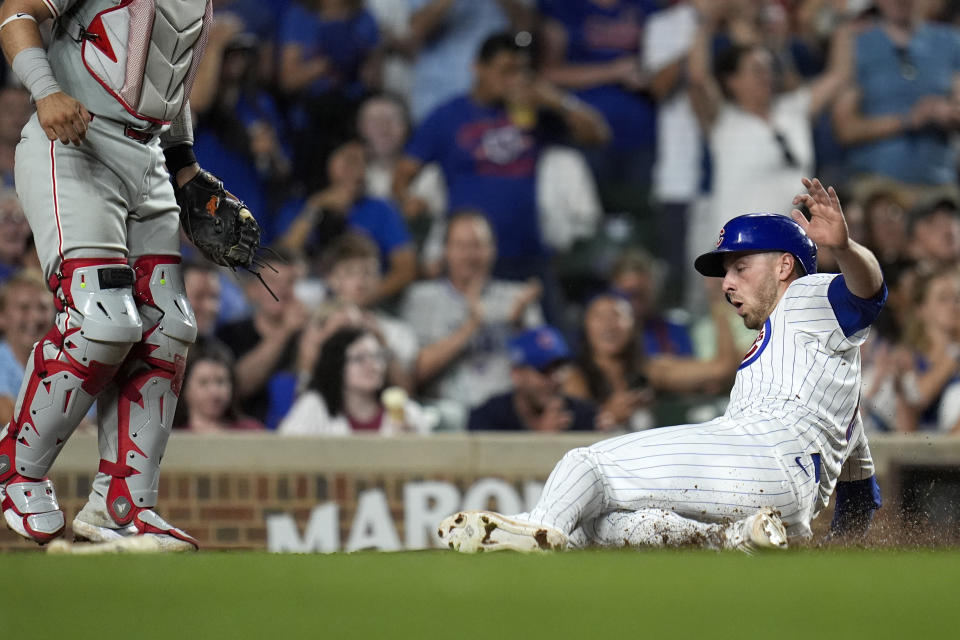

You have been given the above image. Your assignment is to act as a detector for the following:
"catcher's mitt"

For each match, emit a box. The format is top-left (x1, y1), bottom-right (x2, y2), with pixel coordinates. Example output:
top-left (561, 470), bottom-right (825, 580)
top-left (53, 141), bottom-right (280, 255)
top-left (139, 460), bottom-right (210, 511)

top-left (175, 170), bottom-right (261, 270)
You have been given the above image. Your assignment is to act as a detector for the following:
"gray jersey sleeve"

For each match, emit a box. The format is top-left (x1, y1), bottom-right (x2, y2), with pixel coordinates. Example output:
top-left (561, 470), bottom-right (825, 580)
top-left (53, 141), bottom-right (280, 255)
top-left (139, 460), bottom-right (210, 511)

top-left (160, 105), bottom-right (194, 149)
top-left (42, 0), bottom-right (81, 19)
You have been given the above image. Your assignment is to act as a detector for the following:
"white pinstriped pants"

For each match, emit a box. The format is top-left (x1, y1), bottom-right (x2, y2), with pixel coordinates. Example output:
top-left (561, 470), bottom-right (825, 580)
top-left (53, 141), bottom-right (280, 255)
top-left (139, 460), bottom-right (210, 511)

top-left (527, 416), bottom-right (822, 541)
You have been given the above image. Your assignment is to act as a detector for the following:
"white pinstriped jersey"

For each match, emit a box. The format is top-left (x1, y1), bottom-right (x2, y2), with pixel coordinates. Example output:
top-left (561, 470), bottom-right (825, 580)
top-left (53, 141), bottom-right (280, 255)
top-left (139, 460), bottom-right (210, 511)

top-left (724, 273), bottom-right (885, 512)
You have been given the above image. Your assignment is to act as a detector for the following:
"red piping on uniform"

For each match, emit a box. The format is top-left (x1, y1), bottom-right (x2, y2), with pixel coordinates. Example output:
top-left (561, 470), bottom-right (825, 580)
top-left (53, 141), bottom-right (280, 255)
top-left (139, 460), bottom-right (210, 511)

top-left (49, 141), bottom-right (62, 262)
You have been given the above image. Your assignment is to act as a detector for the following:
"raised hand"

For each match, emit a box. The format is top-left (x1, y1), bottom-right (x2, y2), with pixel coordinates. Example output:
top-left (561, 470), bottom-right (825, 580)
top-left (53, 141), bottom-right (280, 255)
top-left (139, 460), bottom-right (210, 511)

top-left (790, 177), bottom-right (849, 251)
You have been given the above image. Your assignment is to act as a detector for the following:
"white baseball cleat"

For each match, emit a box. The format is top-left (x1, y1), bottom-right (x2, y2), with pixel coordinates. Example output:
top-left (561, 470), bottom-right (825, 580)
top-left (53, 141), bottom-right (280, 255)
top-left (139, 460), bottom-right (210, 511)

top-left (437, 511), bottom-right (567, 553)
top-left (64, 501), bottom-right (197, 553)
top-left (724, 507), bottom-right (789, 553)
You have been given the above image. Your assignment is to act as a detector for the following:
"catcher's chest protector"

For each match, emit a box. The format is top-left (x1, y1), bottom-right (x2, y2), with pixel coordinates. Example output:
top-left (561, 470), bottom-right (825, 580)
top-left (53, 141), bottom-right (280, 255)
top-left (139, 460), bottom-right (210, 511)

top-left (75, 0), bottom-right (211, 122)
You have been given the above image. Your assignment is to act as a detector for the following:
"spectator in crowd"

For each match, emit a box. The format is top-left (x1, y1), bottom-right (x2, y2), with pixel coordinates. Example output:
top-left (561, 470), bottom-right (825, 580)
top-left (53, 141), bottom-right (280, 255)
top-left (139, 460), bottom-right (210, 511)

top-left (190, 22), bottom-right (293, 241)
top-left (0, 87), bottom-right (31, 189)
top-left (0, 270), bottom-right (53, 425)
top-left (563, 292), bottom-right (652, 431)
top-left (278, 0), bottom-right (381, 185)
top-left (317, 232), bottom-right (418, 390)
top-left (278, 326), bottom-right (435, 435)
top-left (212, 0), bottom-right (284, 84)
top-left (908, 197), bottom-right (960, 272)
top-left (394, 32), bottom-right (609, 318)
top-left (687, 2), bottom-right (851, 296)
top-left (356, 92), bottom-right (445, 223)
top-left (564, 287), bottom-right (738, 431)
top-left (0, 189), bottom-right (31, 284)
top-left (216, 249), bottom-right (309, 426)
top-left (833, 0), bottom-right (960, 195)
top-left (277, 138), bottom-right (416, 303)
top-left (468, 325), bottom-right (596, 432)
top-left (401, 211), bottom-right (544, 421)
top-left (538, 0), bottom-right (662, 208)
top-left (860, 331), bottom-right (913, 433)
top-left (172, 343), bottom-right (265, 433)
top-left (406, 0), bottom-right (536, 122)
top-left (858, 187), bottom-right (912, 275)
top-left (609, 249), bottom-right (694, 357)
top-left (182, 260), bottom-right (231, 351)
top-left (898, 268), bottom-right (960, 432)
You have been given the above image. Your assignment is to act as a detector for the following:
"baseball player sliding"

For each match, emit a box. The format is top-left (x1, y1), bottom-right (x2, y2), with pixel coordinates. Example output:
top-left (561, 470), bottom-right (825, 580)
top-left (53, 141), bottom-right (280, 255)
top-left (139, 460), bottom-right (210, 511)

top-left (441, 178), bottom-right (886, 552)
top-left (0, 0), bottom-right (260, 552)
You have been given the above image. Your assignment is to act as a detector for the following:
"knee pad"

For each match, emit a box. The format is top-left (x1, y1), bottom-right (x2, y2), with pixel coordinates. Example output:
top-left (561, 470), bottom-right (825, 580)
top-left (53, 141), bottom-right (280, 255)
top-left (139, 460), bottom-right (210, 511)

top-left (129, 256), bottom-right (197, 381)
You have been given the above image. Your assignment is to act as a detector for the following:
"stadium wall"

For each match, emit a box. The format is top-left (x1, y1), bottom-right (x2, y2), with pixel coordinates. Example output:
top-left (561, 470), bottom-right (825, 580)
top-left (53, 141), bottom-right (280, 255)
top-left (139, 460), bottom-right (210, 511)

top-left (1, 433), bottom-right (958, 551)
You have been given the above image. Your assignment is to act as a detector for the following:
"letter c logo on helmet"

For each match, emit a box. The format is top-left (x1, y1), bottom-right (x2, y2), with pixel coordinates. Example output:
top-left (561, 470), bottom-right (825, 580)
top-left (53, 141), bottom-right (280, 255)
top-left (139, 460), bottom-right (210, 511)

top-left (694, 213), bottom-right (817, 277)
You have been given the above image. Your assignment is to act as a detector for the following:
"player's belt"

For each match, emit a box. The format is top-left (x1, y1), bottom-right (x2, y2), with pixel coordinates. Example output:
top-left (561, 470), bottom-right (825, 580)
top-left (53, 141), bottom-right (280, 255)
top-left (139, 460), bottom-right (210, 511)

top-left (123, 125), bottom-right (156, 144)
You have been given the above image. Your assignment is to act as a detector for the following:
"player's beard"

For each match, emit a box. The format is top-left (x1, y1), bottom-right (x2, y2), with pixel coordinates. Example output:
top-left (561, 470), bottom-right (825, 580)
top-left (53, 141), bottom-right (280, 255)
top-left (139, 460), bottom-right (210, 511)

top-left (743, 276), bottom-right (779, 330)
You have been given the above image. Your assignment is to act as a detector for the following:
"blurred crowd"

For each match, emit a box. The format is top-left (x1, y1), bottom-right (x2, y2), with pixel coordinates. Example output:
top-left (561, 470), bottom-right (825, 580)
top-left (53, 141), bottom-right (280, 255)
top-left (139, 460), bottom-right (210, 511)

top-left (3, 0), bottom-right (960, 436)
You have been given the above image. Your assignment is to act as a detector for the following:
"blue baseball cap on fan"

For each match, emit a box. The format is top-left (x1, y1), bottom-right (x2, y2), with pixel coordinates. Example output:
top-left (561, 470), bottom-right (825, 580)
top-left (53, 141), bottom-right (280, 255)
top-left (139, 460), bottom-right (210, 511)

top-left (508, 326), bottom-right (572, 372)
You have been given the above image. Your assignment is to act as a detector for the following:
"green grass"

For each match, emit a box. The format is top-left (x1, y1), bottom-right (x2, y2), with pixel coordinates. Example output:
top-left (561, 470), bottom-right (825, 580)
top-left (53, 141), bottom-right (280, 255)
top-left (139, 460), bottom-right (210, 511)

top-left (3, 549), bottom-right (958, 639)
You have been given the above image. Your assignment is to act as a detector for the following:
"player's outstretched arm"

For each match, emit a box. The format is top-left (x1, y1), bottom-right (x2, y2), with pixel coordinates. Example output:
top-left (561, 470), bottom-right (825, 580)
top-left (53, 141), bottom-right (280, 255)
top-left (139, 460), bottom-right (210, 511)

top-left (790, 177), bottom-right (884, 299)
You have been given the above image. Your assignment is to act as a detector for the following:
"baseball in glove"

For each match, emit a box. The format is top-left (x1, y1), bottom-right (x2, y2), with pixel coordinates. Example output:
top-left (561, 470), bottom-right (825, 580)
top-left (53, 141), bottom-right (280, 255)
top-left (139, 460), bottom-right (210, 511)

top-left (175, 170), bottom-right (261, 270)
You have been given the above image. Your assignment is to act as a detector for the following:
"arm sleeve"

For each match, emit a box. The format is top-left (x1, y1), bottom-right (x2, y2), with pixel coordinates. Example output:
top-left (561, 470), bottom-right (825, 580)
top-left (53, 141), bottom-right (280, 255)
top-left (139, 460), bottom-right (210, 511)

top-left (404, 107), bottom-right (445, 164)
top-left (377, 200), bottom-right (413, 254)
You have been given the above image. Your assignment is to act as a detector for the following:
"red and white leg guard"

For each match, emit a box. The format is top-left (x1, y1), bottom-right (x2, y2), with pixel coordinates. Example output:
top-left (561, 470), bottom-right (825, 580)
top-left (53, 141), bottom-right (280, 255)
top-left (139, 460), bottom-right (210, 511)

top-left (0, 258), bottom-right (142, 543)
top-left (91, 256), bottom-right (198, 547)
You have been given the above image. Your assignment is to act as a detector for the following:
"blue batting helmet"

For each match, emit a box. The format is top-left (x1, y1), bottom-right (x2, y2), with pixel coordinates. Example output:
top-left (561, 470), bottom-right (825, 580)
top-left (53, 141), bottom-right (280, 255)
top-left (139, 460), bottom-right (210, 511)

top-left (694, 213), bottom-right (817, 277)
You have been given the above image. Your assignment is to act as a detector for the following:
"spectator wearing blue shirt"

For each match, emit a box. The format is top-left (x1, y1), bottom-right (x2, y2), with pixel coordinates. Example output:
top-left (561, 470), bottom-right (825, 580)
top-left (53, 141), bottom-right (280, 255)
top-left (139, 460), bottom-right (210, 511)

top-left (191, 28), bottom-right (294, 244)
top-left (393, 32), bottom-right (609, 298)
top-left (0, 270), bottom-right (54, 426)
top-left (406, 0), bottom-right (536, 123)
top-left (468, 326), bottom-right (597, 432)
top-left (278, 0), bottom-right (382, 188)
top-left (213, 0), bottom-right (285, 85)
top-left (833, 0), bottom-right (960, 191)
top-left (538, 0), bottom-right (661, 202)
top-left (277, 139), bottom-right (416, 305)
top-left (0, 190), bottom-right (31, 286)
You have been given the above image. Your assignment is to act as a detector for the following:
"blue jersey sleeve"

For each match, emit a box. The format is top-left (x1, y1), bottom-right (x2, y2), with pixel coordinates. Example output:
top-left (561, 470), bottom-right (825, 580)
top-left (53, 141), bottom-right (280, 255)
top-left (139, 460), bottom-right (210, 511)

top-left (354, 10), bottom-right (380, 50)
top-left (278, 3), bottom-right (316, 49)
top-left (348, 199), bottom-right (412, 263)
top-left (373, 200), bottom-right (412, 255)
top-left (827, 276), bottom-right (888, 338)
top-left (405, 105), bottom-right (448, 164)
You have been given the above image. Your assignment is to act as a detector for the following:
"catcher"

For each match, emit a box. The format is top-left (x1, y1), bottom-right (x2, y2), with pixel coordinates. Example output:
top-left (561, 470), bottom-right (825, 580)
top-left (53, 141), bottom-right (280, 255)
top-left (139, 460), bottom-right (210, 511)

top-left (0, 0), bottom-right (260, 552)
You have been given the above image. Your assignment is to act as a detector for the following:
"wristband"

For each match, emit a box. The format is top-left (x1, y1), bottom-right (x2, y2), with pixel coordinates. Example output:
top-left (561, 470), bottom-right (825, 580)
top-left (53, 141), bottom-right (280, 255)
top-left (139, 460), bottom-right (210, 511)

top-left (163, 143), bottom-right (197, 175)
top-left (0, 12), bottom-right (38, 30)
top-left (11, 46), bottom-right (61, 101)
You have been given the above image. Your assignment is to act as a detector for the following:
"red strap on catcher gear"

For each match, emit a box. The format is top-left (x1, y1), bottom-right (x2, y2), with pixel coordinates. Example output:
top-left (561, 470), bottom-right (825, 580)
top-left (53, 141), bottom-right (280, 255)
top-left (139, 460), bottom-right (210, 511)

top-left (98, 459), bottom-right (137, 477)
top-left (132, 255), bottom-right (181, 308)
